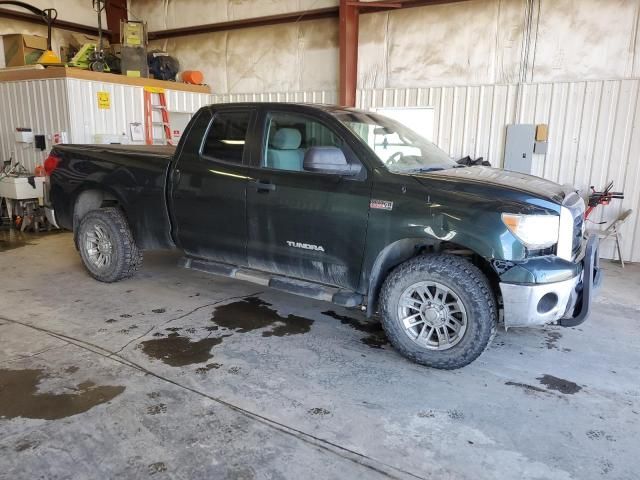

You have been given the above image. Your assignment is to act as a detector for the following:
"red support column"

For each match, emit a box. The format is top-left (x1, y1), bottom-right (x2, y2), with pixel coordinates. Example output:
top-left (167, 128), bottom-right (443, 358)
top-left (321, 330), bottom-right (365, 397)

top-left (106, 0), bottom-right (128, 42)
top-left (339, 0), bottom-right (359, 107)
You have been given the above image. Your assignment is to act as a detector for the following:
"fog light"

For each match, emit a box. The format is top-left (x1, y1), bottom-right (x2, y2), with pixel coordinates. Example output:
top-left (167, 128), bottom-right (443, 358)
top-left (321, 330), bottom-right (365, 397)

top-left (537, 292), bottom-right (558, 314)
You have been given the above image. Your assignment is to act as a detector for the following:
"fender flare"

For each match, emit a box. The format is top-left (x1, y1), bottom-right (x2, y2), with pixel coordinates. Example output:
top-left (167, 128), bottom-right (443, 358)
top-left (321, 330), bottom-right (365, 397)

top-left (366, 238), bottom-right (433, 317)
top-left (71, 184), bottom-right (130, 246)
top-left (365, 235), bottom-right (496, 317)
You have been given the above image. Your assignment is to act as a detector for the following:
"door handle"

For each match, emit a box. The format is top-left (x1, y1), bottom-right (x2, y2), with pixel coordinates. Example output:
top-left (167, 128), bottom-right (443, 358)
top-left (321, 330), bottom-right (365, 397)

top-left (249, 179), bottom-right (276, 192)
top-left (173, 168), bottom-right (181, 185)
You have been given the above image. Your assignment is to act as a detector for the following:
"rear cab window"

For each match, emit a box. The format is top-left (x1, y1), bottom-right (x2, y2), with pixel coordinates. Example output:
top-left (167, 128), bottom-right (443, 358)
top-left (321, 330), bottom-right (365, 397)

top-left (201, 110), bottom-right (253, 164)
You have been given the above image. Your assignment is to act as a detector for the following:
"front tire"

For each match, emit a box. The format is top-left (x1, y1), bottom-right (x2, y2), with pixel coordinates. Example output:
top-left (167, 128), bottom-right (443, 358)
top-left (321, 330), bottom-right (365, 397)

top-left (379, 254), bottom-right (497, 369)
top-left (77, 207), bottom-right (142, 282)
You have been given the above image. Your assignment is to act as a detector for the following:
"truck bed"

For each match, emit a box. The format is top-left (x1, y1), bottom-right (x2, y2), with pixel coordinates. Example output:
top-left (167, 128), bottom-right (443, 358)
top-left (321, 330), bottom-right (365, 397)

top-left (50, 144), bottom-right (177, 250)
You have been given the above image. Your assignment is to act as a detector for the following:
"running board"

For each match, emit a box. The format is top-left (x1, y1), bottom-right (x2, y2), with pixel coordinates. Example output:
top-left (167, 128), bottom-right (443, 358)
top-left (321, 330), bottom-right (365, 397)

top-left (179, 257), bottom-right (363, 308)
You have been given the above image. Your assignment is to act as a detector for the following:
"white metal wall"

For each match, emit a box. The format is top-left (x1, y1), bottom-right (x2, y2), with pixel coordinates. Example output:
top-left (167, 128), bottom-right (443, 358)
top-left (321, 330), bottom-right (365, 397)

top-left (357, 80), bottom-right (640, 262)
top-left (0, 78), bottom-right (70, 173)
top-left (66, 79), bottom-right (211, 144)
top-left (0, 77), bottom-right (211, 172)
top-left (210, 90), bottom-right (338, 105)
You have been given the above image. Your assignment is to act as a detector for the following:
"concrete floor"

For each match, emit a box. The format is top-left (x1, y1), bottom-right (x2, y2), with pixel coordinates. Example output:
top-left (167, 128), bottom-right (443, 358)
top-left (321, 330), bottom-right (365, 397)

top-left (0, 229), bottom-right (638, 480)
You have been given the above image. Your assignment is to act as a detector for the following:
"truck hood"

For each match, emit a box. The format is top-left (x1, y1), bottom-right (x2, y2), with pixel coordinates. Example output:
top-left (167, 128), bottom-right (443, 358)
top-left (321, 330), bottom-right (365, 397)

top-left (410, 166), bottom-right (571, 204)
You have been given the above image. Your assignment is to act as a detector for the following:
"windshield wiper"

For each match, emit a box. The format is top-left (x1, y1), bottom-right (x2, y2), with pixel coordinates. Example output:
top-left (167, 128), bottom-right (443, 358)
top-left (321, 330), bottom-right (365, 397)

top-left (405, 166), bottom-right (446, 173)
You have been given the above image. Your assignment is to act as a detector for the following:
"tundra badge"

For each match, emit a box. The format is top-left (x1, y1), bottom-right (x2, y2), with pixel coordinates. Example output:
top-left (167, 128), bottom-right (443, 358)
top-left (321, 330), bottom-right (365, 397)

top-left (286, 241), bottom-right (325, 252)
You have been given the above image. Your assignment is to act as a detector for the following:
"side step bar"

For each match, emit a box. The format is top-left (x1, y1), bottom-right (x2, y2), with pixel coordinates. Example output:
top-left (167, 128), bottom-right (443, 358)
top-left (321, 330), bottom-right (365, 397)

top-left (179, 257), bottom-right (364, 308)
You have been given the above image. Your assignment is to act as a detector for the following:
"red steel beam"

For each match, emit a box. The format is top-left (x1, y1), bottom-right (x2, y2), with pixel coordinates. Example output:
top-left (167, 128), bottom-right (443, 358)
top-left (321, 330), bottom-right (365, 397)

top-left (146, 1), bottom-right (469, 40)
top-left (339, 0), bottom-right (359, 107)
top-left (105, 0), bottom-right (127, 42)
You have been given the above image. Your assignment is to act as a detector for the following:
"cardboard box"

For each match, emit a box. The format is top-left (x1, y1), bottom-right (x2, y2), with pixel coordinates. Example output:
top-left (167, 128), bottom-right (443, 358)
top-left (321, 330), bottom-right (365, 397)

top-left (2, 34), bottom-right (47, 67)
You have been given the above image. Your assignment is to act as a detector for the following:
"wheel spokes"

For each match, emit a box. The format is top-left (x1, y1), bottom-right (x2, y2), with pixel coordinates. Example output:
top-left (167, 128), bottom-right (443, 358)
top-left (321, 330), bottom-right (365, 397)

top-left (397, 280), bottom-right (467, 351)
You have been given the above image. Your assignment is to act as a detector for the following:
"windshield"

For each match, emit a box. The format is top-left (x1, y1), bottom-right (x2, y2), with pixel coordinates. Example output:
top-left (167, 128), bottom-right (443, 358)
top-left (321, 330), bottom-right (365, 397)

top-left (334, 111), bottom-right (457, 173)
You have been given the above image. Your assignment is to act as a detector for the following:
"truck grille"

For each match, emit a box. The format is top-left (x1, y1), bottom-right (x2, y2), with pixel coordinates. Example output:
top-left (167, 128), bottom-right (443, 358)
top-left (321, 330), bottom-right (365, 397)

top-left (563, 191), bottom-right (586, 260)
top-left (573, 213), bottom-right (584, 257)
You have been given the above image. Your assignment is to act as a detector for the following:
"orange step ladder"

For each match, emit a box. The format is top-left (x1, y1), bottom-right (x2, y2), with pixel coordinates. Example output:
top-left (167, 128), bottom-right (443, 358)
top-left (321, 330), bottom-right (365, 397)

top-left (144, 86), bottom-right (174, 145)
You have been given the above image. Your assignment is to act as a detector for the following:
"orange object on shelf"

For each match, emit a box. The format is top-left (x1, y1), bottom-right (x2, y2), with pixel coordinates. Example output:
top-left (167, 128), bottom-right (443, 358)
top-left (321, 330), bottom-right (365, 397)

top-left (181, 70), bottom-right (203, 85)
top-left (34, 165), bottom-right (45, 177)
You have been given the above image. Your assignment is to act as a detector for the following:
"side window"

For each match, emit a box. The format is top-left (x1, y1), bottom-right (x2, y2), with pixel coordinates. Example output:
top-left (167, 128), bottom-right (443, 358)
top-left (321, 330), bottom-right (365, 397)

top-left (263, 112), bottom-right (348, 172)
top-left (202, 111), bottom-right (251, 164)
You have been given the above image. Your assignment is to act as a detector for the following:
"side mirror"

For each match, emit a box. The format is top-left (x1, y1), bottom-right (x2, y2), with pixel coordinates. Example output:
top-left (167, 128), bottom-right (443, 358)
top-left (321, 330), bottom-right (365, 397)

top-left (373, 126), bottom-right (392, 136)
top-left (303, 147), bottom-right (361, 176)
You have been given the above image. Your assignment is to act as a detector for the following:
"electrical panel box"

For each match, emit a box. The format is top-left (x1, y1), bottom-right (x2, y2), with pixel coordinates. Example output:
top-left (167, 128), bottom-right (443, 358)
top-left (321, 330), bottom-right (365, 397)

top-left (15, 129), bottom-right (34, 143)
top-left (504, 124), bottom-right (536, 174)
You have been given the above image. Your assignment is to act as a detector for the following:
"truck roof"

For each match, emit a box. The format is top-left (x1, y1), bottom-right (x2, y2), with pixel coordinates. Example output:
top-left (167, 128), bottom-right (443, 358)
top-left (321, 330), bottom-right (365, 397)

top-left (207, 102), bottom-right (361, 115)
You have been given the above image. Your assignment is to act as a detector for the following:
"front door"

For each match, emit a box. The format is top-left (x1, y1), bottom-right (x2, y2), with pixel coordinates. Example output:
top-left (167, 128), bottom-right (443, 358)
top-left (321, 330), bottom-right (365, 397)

top-left (170, 107), bottom-right (256, 265)
top-left (246, 109), bottom-right (371, 290)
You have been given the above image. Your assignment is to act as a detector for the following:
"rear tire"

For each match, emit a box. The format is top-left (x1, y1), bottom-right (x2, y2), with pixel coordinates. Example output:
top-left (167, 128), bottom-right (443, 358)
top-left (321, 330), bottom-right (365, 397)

top-left (379, 254), bottom-right (497, 369)
top-left (77, 207), bottom-right (142, 282)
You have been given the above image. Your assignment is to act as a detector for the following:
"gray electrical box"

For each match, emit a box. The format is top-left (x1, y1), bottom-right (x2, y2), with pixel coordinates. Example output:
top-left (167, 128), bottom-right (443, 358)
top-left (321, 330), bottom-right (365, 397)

top-left (504, 124), bottom-right (535, 174)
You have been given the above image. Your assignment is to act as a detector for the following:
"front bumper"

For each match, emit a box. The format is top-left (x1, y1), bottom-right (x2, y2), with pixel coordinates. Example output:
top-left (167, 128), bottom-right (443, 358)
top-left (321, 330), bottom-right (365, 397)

top-left (500, 235), bottom-right (602, 328)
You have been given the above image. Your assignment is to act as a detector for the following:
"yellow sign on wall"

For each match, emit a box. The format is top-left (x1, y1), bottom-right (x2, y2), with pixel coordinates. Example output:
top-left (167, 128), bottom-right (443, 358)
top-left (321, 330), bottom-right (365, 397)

top-left (97, 91), bottom-right (111, 109)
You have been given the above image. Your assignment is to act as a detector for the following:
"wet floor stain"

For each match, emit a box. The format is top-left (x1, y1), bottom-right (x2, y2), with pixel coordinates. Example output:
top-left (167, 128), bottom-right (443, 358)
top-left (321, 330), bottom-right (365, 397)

top-left (14, 439), bottom-right (39, 452)
top-left (195, 363), bottom-right (222, 374)
top-left (505, 381), bottom-right (549, 394)
top-left (0, 368), bottom-right (124, 420)
top-left (146, 404), bottom-right (167, 415)
top-left (0, 228), bottom-right (63, 253)
top-left (586, 430), bottom-right (616, 442)
top-left (417, 410), bottom-right (435, 418)
top-left (148, 462), bottom-right (167, 475)
top-left (447, 409), bottom-right (464, 420)
top-left (117, 325), bottom-right (139, 334)
top-left (308, 407), bottom-right (330, 416)
top-left (211, 296), bottom-right (314, 337)
top-left (537, 374), bottom-right (582, 394)
top-left (544, 330), bottom-right (563, 350)
top-left (140, 332), bottom-right (229, 367)
top-left (322, 310), bottom-right (389, 348)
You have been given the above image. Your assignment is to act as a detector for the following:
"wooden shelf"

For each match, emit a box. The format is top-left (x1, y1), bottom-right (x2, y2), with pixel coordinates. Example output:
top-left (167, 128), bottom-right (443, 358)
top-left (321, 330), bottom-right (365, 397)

top-left (0, 66), bottom-right (211, 94)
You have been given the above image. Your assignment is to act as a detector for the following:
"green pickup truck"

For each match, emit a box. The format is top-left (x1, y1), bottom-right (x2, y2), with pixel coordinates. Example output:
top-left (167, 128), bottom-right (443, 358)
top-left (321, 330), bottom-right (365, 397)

top-left (45, 103), bottom-right (601, 369)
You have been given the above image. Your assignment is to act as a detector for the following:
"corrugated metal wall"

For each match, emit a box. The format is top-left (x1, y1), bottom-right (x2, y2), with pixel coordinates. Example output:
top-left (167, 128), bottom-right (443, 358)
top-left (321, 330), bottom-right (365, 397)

top-left (357, 80), bottom-right (640, 262)
top-left (0, 77), bottom-right (211, 171)
top-left (210, 90), bottom-right (338, 105)
top-left (0, 78), bottom-right (70, 173)
top-left (66, 79), bottom-right (211, 145)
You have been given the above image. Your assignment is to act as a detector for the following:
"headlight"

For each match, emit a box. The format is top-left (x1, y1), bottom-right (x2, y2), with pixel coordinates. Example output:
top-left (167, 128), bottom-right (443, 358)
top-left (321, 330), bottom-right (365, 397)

top-left (501, 213), bottom-right (559, 249)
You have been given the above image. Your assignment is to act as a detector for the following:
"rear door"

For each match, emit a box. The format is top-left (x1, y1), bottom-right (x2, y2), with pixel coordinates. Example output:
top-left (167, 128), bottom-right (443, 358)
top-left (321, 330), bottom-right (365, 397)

top-left (246, 108), bottom-right (371, 290)
top-left (170, 107), bottom-right (256, 265)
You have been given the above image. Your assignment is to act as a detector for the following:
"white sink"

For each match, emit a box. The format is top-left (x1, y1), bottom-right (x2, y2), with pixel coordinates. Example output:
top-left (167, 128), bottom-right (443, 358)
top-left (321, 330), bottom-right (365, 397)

top-left (0, 176), bottom-right (45, 200)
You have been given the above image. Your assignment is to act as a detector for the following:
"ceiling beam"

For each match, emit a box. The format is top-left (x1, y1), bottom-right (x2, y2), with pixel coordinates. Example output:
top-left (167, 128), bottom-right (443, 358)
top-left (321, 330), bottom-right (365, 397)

top-left (0, 7), bottom-right (107, 38)
top-left (148, 7), bottom-right (339, 41)
top-left (147, 0), bottom-right (469, 40)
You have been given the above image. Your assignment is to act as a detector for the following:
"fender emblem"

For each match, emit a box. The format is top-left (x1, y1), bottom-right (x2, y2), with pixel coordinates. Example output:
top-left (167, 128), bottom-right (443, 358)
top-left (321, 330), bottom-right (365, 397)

top-left (286, 241), bottom-right (325, 252)
top-left (370, 199), bottom-right (393, 211)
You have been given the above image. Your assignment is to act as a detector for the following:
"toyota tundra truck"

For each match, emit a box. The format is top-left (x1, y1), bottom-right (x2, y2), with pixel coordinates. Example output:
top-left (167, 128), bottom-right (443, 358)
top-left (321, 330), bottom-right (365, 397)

top-left (44, 103), bottom-right (601, 369)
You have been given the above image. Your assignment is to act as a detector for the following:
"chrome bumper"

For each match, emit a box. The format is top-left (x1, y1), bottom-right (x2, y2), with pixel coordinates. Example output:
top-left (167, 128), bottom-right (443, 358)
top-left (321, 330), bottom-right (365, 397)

top-left (500, 236), bottom-right (601, 328)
